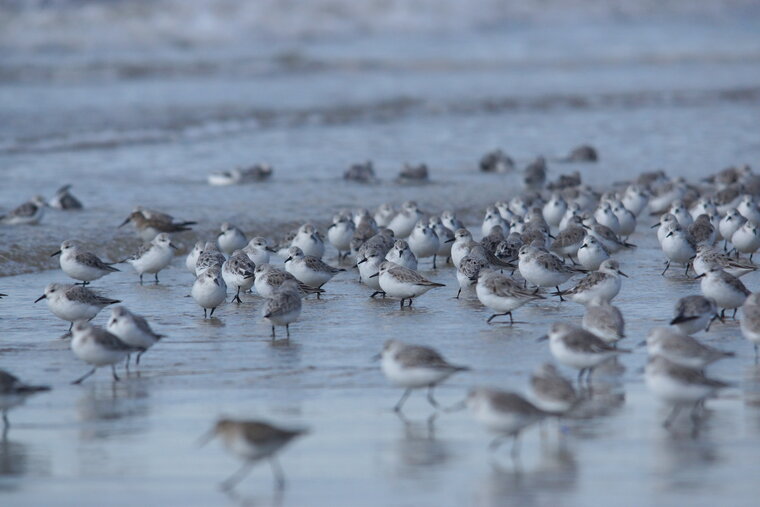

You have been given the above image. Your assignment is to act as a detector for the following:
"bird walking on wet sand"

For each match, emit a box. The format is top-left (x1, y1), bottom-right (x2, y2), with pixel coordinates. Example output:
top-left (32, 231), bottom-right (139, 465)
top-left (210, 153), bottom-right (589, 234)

top-left (262, 279), bottom-right (302, 339)
top-left (467, 387), bottom-right (547, 458)
top-left (0, 370), bottom-right (50, 431)
top-left (284, 246), bottom-right (344, 297)
top-left (192, 266), bottom-right (227, 319)
top-left (379, 339), bottom-right (468, 413)
top-left (372, 261), bottom-right (445, 309)
top-left (124, 233), bottom-right (177, 284)
top-left (222, 251), bottom-right (256, 304)
top-left (199, 418), bottom-right (307, 491)
top-left (106, 306), bottom-right (164, 367)
top-left (35, 283), bottom-right (121, 335)
top-left (69, 321), bottom-right (139, 384)
top-left (475, 268), bottom-right (544, 324)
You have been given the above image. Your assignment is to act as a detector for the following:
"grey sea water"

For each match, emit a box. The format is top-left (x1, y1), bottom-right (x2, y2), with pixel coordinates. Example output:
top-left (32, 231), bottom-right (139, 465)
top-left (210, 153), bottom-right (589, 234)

top-left (2, 1), bottom-right (760, 505)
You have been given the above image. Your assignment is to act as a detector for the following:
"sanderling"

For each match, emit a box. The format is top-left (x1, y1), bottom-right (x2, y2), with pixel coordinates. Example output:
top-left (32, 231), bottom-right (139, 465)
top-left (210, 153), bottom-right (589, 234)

top-left (692, 245), bottom-right (757, 278)
top-left (730, 221), bottom-right (760, 260)
top-left (455, 247), bottom-right (489, 299)
top-left (645, 355), bottom-right (730, 429)
top-left (586, 221), bottom-right (634, 253)
top-left (192, 266), bottom-right (227, 318)
top-left (550, 216), bottom-right (586, 260)
top-left (356, 247), bottom-right (386, 297)
top-left (124, 233), bottom-right (176, 284)
top-left (687, 214), bottom-right (716, 246)
top-left (719, 208), bottom-right (746, 250)
top-left (594, 202), bottom-right (620, 234)
top-left (449, 229), bottom-right (476, 268)
top-left (737, 194), bottom-right (760, 224)
top-left (372, 261), bottom-right (444, 308)
top-left (49, 184), bottom-right (83, 210)
top-left (518, 245), bottom-right (581, 297)
top-left (557, 259), bottom-right (626, 304)
top-left (35, 283), bottom-right (120, 334)
top-left (540, 322), bottom-right (630, 383)
top-left (106, 306), bottom-right (163, 367)
top-left (522, 156), bottom-right (547, 191)
top-left (52, 240), bottom-right (119, 285)
top-left (669, 200), bottom-right (693, 227)
top-left (670, 295), bottom-right (719, 334)
top-left (530, 363), bottom-right (579, 415)
top-left (697, 265), bottom-right (750, 318)
top-left (262, 279), bottom-right (302, 339)
top-left (429, 216), bottom-right (454, 262)
top-left (467, 387), bottom-right (546, 457)
top-left (577, 234), bottom-right (610, 271)
top-left (253, 264), bottom-right (323, 299)
top-left (660, 225), bottom-right (697, 276)
top-left (195, 242), bottom-right (226, 277)
top-left (385, 239), bottom-right (418, 270)
top-left (493, 232), bottom-right (523, 266)
top-left (374, 203), bottom-right (396, 227)
top-left (69, 321), bottom-right (138, 384)
top-left (379, 339), bottom-right (468, 412)
top-left (741, 293), bottom-right (760, 359)
top-left (408, 220), bottom-right (440, 268)
top-left (475, 268), bottom-right (544, 324)
top-left (441, 210), bottom-right (465, 232)
top-left (543, 193), bottom-right (567, 228)
top-left (0, 196), bottom-right (46, 225)
top-left (0, 370), bottom-right (50, 429)
top-left (207, 164), bottom-right (272, 186)
top-left (388, 201), bottom-right (424, 239)
top-left (327, 213), bottom-right (355, 259)
top-left (612, 201), bottom-right (637, 237)
top-left (582, 300), bottom-right (625, 344)
top-left (653, 213), bottom-right (678, 244)
top-left (284, 246), bottom-right (344, 297)
top-left (351, 217), bottom-right (380, 256)
top-left (645, 327), bottom-right (733, 369)
top-left (621, 184), bottom-right (650, 216)
top-left (479, 149), bottom-right (515, 172)
top-left (243, 237), bottom-right (275, 266)
top-left (217, 222), bottom-right (248, 255)
top-left (186, 241), bottom-right (204, 274)
top-left (222, 250), bottom-right (256, 303)
top-left (291, 223), bottom-right (325, 259)
top-left (119, 209), bottom-right (194, 242)
top-left (481, 206), bottom-right (509, 237)
top-left (199, 418), bottom-right (306, 491)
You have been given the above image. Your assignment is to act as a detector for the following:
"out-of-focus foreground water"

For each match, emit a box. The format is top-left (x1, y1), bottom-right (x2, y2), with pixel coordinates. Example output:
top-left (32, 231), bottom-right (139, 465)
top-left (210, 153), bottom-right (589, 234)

top-left (1, 1), bottom-right (760, 505)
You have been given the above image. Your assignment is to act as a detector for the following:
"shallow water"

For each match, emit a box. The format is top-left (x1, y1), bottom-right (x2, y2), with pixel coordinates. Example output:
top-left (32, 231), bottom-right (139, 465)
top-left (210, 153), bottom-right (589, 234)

top-left (3, 1), bottom-right (760, 505)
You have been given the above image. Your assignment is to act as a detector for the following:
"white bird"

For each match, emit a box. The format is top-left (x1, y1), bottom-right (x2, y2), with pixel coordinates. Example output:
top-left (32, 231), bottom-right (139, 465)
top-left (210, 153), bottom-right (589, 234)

top-left (557, 259), bottom-right (627, 304)
top-left (243, 237), bottom-right (275, 266)
top-left (698, 266), bottom-right (750, 319)
top-left (475, 268), bottom-right (544, 324)
top-left (731, 221), bottom-right (760, 260)
top-left (69, 321), bottom-right (138, 384)
top-left (0, 196), bottom-right (47, 225)
top-left (291, 223), bottom-right (325, 259)
top-left (577, 234), bottom-right (610, 270)
top-left (35, 283), bottom-right (120, 335)
top-left (660, 225), bottom-right (696, 276)
top-left (327, 213), bottom-right (355, 259)
top-left (670, 295), bottom-right (719, 335)
top-left (222, 251), bottom-right (256, 303)
top-left (387, 201), bottom-right (424, 239)
top-left (373, 261), bottom-right (444, 309)
top-left (191, 266), bottom-right (227, 318)
top-left (186, 241), bottom-right (204, 274)
top-left (379, 339), bottom-right (468, 412)
top-left (262, 279), bottom-right (302, 339)
top-left (217, 222), bottom-right (248, 255)
top-left (106, 306), bottom-right (164, 367)
top-left (52, 240), bottom-right (119, 285)
top-left (284, 246), bottom-right (344, 296)
top-left (384, 240), bottom-right (418, 271)
top-left (125, 233), bottom-right (176, 284)
top-left (407, 220), bottom-right (440, 268)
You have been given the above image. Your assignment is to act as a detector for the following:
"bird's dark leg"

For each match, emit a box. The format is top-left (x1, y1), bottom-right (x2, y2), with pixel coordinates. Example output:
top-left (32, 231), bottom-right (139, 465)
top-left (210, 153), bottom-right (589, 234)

top-left (755, 344), bottom-right (758, 364)
top-left (233, 287), bottom-right (242, 304)
top-left (732, 308), bottom-right (737, 319)
top-left (394, 388), bottom-right (412, 412)
top-left (720, 308), bottom-right (726, 320)
top-left (684, 263), bottom-right (690, 276)
top-left (154, 273), bottom-right (159, 284)
top-left (71, 367), bottom-right (97, 385)
top-left (210, 307), bottom-right (216, 318)
top-left (433, 255), bottom-right (437, 269)
top-left (136, 351), bottom-right (144, 366)
top-left (426, 385), bottom-right (439, 409)
top-left (271, 326), bottom-right (276, 340)
top-left (408, 298), bottom-right (413, 307)
top-left (112, 364), bottom-right (120, 381)
top-left (661, 261), bottom-right (671, 276)
top-left (664, 404), bottom-right (682, 428)
top-left (508, 312), bottom-right (514, 325)
top-left (270, 456), bottom-right (286, 490)
top-left (286, 324), bottom-right (290, 339)
top-left (124, 354), bottom-right (131, 373)
top-left (400, 299), bottom-right (405, 309)
top-left (220, 461), bottom-right (254, 491)
top-left (556, 286), bottom-right (565, 302)
top-left (139, 274), bottom-right (143, 285)
top-left (455, 289), bottom-right (461, 299)
top-left (203, 308), bottom-right (207, 319)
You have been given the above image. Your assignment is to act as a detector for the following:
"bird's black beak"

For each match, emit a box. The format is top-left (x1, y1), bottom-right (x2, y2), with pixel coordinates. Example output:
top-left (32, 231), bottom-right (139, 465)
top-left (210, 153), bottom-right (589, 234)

top-left (445, 238), bottom-right (455, 243)
top-left (666, 232), bottom-right (673, 238)
top-left (650, 222), bottom-right (660, 229)
top-left (618, 270), bottom-right (629, 278)
top-left (118, 217), bottom-right (131, 228)
top-left (579, 244), bottom-right (587, 249)
top-left (357, 258), bottom-right (367, 265)
top-left (34, 294), bottom-right (46, 303)
top-left (694, 273), bottom-right (706, 279)
top-left (50, 250), bottom-right (61, 257)
top-left (369, 273), bottom-right (379, 278)
top-left (170, 243), bottom-right (178, 250)
top-left (537, 335), bottom-right (548, 342)
top-left (285, 257), bottom-right (293, 263)
top-left (266, 247), bottom-right (277, 253)
top-left (328, 224), bottom-right (335, 230)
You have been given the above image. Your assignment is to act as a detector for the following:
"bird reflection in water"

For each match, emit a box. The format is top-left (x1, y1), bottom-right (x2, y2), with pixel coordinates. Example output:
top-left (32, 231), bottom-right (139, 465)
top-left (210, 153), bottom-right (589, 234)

top-left (76, 380), bottom-right (151, 441)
